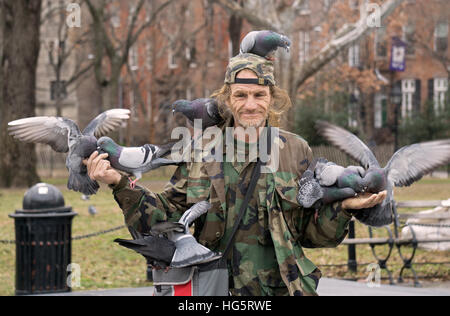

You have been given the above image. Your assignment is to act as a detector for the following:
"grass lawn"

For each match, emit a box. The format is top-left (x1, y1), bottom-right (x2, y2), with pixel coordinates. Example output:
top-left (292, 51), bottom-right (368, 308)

top-left (0, 169), bottom-right (449, 295)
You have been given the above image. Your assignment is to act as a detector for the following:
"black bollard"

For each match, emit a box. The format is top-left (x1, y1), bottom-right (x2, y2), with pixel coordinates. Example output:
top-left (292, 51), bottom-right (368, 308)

top-left (347, 220), bottom-right (357, 273)
top-left (9, 183), bottom-right (77, 295)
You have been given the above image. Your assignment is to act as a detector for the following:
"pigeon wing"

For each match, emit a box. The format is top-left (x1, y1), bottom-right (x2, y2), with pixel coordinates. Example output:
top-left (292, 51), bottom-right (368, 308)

top-left (385, 140), bottom-right (450, 187)
top-left (179, 201), bottom-right (211, 230)
top-left (83, 109), bottom-right (130, 138)
top-left (315, 120), bottom-right (380, 169)
top-left (8, 116), bottom-right (81, 153)
top-left (240, 31), bottom-right (257, 54)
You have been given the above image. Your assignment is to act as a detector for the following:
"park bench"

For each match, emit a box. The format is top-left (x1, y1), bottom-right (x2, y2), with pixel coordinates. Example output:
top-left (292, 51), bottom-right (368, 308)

top-left (341, 199), bottom-right (450, 287)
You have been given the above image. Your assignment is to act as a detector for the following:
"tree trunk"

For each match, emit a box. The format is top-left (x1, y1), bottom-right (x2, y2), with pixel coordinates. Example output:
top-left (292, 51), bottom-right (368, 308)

top-left (0, 0), bottom-right (42, 188)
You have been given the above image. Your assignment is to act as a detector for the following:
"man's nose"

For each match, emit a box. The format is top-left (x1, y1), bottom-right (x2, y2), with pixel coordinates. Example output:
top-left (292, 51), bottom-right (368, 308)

top-left (244, 95), bottom-right (258, 110)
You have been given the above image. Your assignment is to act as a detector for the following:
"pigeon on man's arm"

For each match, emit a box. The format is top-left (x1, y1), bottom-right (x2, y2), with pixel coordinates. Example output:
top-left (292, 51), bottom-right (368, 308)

top-left (8, 109), bottom-right (130, 195)
top-left (240, 30), bottom-right (291, 60)
top-left (97, 136), bottom-right (179, 188)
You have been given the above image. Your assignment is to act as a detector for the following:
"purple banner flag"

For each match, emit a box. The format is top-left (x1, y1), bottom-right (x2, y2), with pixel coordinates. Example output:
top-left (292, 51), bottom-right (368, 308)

top-left (390, 37), bottom-right (406, 72)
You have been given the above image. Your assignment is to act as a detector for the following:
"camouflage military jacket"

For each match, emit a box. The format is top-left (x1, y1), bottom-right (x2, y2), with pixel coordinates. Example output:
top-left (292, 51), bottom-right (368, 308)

top-left (112, 121), bottom-right (352, 296)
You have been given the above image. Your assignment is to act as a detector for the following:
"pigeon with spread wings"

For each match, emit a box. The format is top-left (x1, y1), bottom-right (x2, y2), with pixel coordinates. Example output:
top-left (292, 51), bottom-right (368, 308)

top-left (316, 120), bottom-right (450, 227)
top-left (8, 109), bottom-right (130, 195)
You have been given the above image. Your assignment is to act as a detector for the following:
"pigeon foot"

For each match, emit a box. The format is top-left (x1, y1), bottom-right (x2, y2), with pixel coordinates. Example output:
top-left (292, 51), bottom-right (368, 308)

top-left (128, 177), bottom-right (138, 189)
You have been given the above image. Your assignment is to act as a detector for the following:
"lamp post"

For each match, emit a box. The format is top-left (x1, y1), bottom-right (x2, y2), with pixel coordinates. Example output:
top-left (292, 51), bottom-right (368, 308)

top-left (391, 85), bottom-right (402, 152)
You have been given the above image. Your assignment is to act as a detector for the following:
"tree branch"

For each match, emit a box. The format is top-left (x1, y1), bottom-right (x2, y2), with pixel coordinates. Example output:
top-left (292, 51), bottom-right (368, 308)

top-left (293, 0), bottom-right (405, 94)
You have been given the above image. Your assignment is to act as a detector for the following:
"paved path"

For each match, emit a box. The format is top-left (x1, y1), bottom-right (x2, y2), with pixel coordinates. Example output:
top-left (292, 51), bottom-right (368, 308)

top-left (39, 278), bottom-right (450, 296)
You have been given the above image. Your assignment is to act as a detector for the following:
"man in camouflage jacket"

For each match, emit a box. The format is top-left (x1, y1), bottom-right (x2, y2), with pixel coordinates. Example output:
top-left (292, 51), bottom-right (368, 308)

top-left (85, 53), bottom-right (386, 296)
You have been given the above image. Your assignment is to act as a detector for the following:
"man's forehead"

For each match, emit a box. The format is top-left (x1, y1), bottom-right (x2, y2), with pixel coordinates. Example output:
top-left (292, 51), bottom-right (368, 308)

top-left (231, 69), bottom-right (270, 92)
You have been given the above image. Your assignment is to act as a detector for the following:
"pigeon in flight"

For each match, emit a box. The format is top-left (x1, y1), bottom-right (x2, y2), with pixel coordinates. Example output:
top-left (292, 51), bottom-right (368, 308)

top-left (8, 109), bottom-right (130, 195)
top-left (96, 136), bottom-right (179, 188)
top-left (315, 120), bottom-right (450, 227)
top-left (240, 30), bottom-right (292, 60)
top-left (151, 201), bottom-right (221, 268)
top-left (172, 98), bottom-right (223, 130)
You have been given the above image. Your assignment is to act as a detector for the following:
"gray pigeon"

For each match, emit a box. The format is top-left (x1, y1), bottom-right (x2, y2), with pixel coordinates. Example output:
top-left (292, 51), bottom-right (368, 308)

top-left (114, 227), bottom-right (177, 268)
top-left (240, 30), bottom-right (292, 60)
top-left (152, 201), bottom-right (220, 268)
top-left (172, 98), bottom-right (223, 130)
top-left (8, 109), bottom-right (130, 195)
top-left (297, 160), bottom-right (361, 210)
top-left (97, 136), bottom-right (179, 188)
top-left (316, 120), bottom-right (450, 227)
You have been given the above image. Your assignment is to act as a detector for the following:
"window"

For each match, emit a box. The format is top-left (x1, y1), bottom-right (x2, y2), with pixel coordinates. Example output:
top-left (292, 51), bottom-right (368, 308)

top-left (299, 0), bottom-right (311, 15)
top-left (129, 45), bottom-right (138, 71)
top-left (434, 78), bottom-right (448, 113)
top-left (349, 0), bottom-right (359, 10)
top-left (348, 43), bottom-right (360, 67)
top-left (375, 27), bottom-right (387, 58)
top-left (374, 93), bottom-right (388, 128)
top-left (299, 31), bottom-right (310, 65)
top-left (145, 41), bottom-right (152, 71)
top-left (403, 24), bottom-right (415, 56)
top-left (435, 21), bottom-right (448, 54)
top-left (168, 47), bottom-right (178, 69)
top-left (401, 79), bottom-right (416, 118)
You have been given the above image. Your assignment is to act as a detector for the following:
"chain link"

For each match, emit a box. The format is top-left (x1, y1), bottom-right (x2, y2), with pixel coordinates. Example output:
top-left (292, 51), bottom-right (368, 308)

top-left (0, 225), bottom-right (127, 244)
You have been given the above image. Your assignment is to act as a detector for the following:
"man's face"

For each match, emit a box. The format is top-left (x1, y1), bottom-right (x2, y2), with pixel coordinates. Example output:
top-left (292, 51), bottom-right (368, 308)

top-left (228, 69), bottom-right (271, 128)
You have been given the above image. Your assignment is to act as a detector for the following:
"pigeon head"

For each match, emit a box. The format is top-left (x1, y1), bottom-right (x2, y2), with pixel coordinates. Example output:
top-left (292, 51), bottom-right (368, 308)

top-left (279, 35), bottom-right (292, 52)
top-left (97, 136), bottom-right (119, 155)
top-left (172, 100), bottom-right (191, 115)
top-left (78, 136), bottom-right (99, 158)
top-left (361, 168), bottom-right (387, 193)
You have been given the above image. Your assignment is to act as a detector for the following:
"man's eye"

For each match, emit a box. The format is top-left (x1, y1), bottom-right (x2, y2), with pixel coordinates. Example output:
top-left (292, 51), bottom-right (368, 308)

top-left (235, 94), bottom-right (246, 98)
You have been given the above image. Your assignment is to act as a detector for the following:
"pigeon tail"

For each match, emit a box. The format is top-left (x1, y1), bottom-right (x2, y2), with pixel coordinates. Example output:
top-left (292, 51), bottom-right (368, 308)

top-left (114, 236), bottom-right (176, 265)
top-left (352, 202), bottom-right (394, 227)
top-left (170, 235), bottom-right (220, 268)
top-left (67, 171), bottom-right (99, 195)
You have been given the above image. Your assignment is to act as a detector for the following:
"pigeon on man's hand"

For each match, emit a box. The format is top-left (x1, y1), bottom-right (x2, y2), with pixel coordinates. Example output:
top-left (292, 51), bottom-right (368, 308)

top-left (172, 98), bottom-right (223, 130)
top-left (297, 161), bottom-right (361, 210)
top-left (316, 120), bottom-right (450, 227)
top-left (8, 109), bottom-right (130, 195)
top-left (151, 201), bottom-right (221, 268)
top-left (97, 136), bottom-right (179, 189)
top-left (240, 30), bottom-right (292, 60)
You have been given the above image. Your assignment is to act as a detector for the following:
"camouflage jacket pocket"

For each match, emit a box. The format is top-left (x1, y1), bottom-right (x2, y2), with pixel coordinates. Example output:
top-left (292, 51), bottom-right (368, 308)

top-left (275, 186), bottom-right (303, 242)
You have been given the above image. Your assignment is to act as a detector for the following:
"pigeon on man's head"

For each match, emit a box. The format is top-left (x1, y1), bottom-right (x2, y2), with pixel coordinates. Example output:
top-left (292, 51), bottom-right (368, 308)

top-left (172, 98), bottom-right (223, 130)
top-left (97, 136), bottom-right (179, 188)
top-left (240, 30), bottom-right (292, 60)
top-left (8, 109), bottom-right (130, 195)
top-left (150, 201), bottom-right (220, 268)
top-left (315, 120), bottom-right (450, 227)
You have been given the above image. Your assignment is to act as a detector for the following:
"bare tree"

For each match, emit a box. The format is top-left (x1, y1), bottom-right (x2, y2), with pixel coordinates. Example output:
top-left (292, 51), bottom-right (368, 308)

top-left (210, 0), bottom-right (404, 98)
top-left (0, 0), bottom-right (42, 188)
top-left (84, 0), bottom-right (175, 111)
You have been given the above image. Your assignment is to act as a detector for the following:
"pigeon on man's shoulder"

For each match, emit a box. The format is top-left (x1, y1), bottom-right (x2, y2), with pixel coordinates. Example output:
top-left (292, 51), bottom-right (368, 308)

top-left (172, 98), bottom-right (223, 130)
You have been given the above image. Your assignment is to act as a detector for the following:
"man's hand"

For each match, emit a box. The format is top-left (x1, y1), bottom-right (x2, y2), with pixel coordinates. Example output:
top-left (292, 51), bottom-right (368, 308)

top-left (341, 190), bottom-right (387, 210)
top-left (83, 151), bottom-right (122, 186)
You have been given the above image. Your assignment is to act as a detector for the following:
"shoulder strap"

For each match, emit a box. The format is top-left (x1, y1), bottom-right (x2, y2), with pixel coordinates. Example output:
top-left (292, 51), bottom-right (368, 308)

top-left (221, 158), bottom-right (262, 259)
top-left (221, 126), bottom-right (272, 259)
